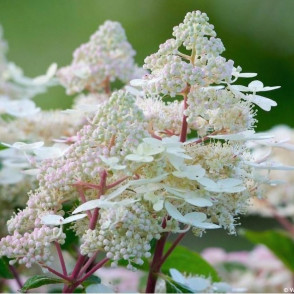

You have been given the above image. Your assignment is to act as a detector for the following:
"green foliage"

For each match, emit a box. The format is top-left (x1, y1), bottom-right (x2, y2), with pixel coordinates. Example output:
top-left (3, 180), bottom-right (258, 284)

top-left (244, 230), bottom-right (294, 272)
top-left (20, 275), bottom-right (64, 293)
top-left (0, 257), bottom-right (13, 279)
top-left (162, 243), bottom-right (220, 282)
top-left (81, 275), bottom-right (101, 288)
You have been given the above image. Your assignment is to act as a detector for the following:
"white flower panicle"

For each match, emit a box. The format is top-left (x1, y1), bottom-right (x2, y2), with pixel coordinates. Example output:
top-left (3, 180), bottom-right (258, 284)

top-left (0, 12), bottom-right (283, 273)
top-left (58, 21), bottom-right (144, 95)
top-left (38, 90), bottom-right (148, 193)
top-left (248, 125), bottom-right (294, 217)
top-left (131, 11), bottom-right (233, 97)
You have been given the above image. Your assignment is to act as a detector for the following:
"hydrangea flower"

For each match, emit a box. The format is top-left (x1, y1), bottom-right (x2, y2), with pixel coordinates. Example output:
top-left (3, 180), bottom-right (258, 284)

top-left (0, 11), bottom-right (286, 294)
top-left (58, 21), bottom-right (144, 95)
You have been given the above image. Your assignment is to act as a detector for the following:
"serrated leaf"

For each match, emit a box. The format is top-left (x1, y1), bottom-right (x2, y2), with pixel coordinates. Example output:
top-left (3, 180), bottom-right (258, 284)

top-left (21, 275), bottom-right (64, 293)
top-left (0, 257), bottom-right (13, 279)
top-left (162, 244), bottom-right (220, 282)
top-left (244, 230), bottom-right (294, 272)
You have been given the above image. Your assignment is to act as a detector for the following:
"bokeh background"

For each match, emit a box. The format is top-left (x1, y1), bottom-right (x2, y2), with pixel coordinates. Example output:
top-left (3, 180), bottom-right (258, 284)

top-left (0, 0), bottom-right (293, 251)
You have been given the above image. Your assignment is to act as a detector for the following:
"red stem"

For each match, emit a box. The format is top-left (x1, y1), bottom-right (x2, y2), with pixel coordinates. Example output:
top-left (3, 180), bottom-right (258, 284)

top-left (103, 77), bottom-right (111, 95)
top-left (64, 258), bottom-right (109, 293)
top-left (8, 265), bottom-right (23, 289)
top-left (77, 187), bottom-right (92, 219)
top-left (77, 251), bottom-right (99, 279)
top-left (89, 208), bottom-right (99, 230)
top-left (77, 258), bottom-right (109, 285)
top-left (55, 242), bottom-right (68, 276)
top-left (70, 255), bottom-right (87, 280)
top-left (145, 232), bottom-right (169, 293)
top-left (43, 266), bottom-right (71, 281)
top-left (159, 232), bottom-right (187, 267)
top-left (106, 176), bottom-right (129, 189)
top-left (179, 89), bottom-right (190, 143)
top-left (272, 210), bottom-right (294, 235)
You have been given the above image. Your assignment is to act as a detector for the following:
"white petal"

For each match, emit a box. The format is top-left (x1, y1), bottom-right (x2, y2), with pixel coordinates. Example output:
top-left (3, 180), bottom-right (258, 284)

top-left (5, 100), bottom-right (40, 117)
top-left (247, 94), bottom-right (277, 111)
top-left (62, 214), bottom-right (87, 224)
top-left (248, 80), bottom-right (264, 91)
top-left (262, 86), bottom-right (281, 91)
top-left (33, 63), bottom-right (57, 85)
top-left (73, 199), bottom-right (102, 213)
top-left (139, 141), bottom-right (164, 156)
top-left (218, 178), bottom-right (243, 187)
top-left (185, 197), bottom-right (213, 207)
top-left (172, 171), bottom-right (188, 179)
top-left (41, 214), bottom-right (64, 226)
top-left (187, 277), bottom-right (210, 291)
top-left (184, 212), bottom-right (207, 223)
top-left (237, 73), bottom-right (257, 78)
top-left (197, 177), bottom-right (217, 188)
top-left (184, 165), bottom-right (206, 179)
top-left (153, 200), bottom-right (164, 211)
top-left (129, 173), bottom-right (169, 186)
top-left (209, 130), bottom-right (274, 141)
top-left (169, 269), bottom-right (186, 285)
top-left (167, 149), bottom-right (192, 159)
top-left (164, 186), bottom-right (187, 198)
top-left (3, 158), bottom-right (29, 169)
top-left (22, 169), bottom-right (40, 176)
top-left (245, 161), bottom-right (294, 170)
top-left (12, 141), bottom-right (44, 151)
top-left (230, 85), bottom-right (249, 92)
top-left (73, 198), bottom-right (136, 214)
top-left (130, 79), bottom-right (145, 87)
top-left (125, 154), bottom-right (154, 162)
top-left (33, 146), bottom-right (64, 160)
top-left (105, 183), bottom-right (130, 200)
top-left (166, 154), bottom-right (185, 170)
top-left (0, 167), bottom-right (24, 184)
top-left (125, 85), bottom-right (144, 97)
top-left (135, 183), bottom-right (162, 193)
top-left (111, 164), bottom-right (126, 170)
top-left (165, 201), bottom-right (187, 223)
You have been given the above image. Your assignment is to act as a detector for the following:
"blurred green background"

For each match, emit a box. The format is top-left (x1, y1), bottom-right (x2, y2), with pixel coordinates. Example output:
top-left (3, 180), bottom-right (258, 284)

top-left (0, 0), bottom-right (292, 251)
top-left (0, 0), bottom-right (293, 131)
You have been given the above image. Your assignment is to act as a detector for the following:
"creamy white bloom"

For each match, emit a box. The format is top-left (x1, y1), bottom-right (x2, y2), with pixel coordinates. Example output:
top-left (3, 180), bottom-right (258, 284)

top-left (4, 100), bottom-right (40, 117)
top-left (198, 178), bottom-right (246, 193)
top-left (165, 201), bottom-right (220, 229)
top-left (41, 213), bottom-right (87, 226)
top-left (2, 141), bottom-right (44, 151)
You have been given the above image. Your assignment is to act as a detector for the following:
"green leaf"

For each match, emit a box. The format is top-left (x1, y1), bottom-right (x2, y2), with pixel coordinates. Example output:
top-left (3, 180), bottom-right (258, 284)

top-left (244, 230), bottom-right (294, 272)
top-left (163, 275), bottom-right (194, 293)
top-left (81, 275), bottom-right (101, 288)
top-left (21, 275), bottom-right (64, 293)
top-left (0, 257), bottom-right (13, 279)
top-left (162, 243), bottom-right (220, 282)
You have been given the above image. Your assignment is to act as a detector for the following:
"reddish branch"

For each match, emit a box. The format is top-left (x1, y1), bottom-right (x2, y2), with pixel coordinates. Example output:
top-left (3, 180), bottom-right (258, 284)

top-left (179, 86), bottom-right (190, 143)
top-left (55, 242), bottom-right (68, 276)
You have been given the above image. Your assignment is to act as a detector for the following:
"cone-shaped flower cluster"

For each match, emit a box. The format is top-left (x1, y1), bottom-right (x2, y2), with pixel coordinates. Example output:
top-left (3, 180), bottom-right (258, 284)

top-left (58, 21), bottom-right (144, 95)
top-left (0, 11), bottom-right (281, 272)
